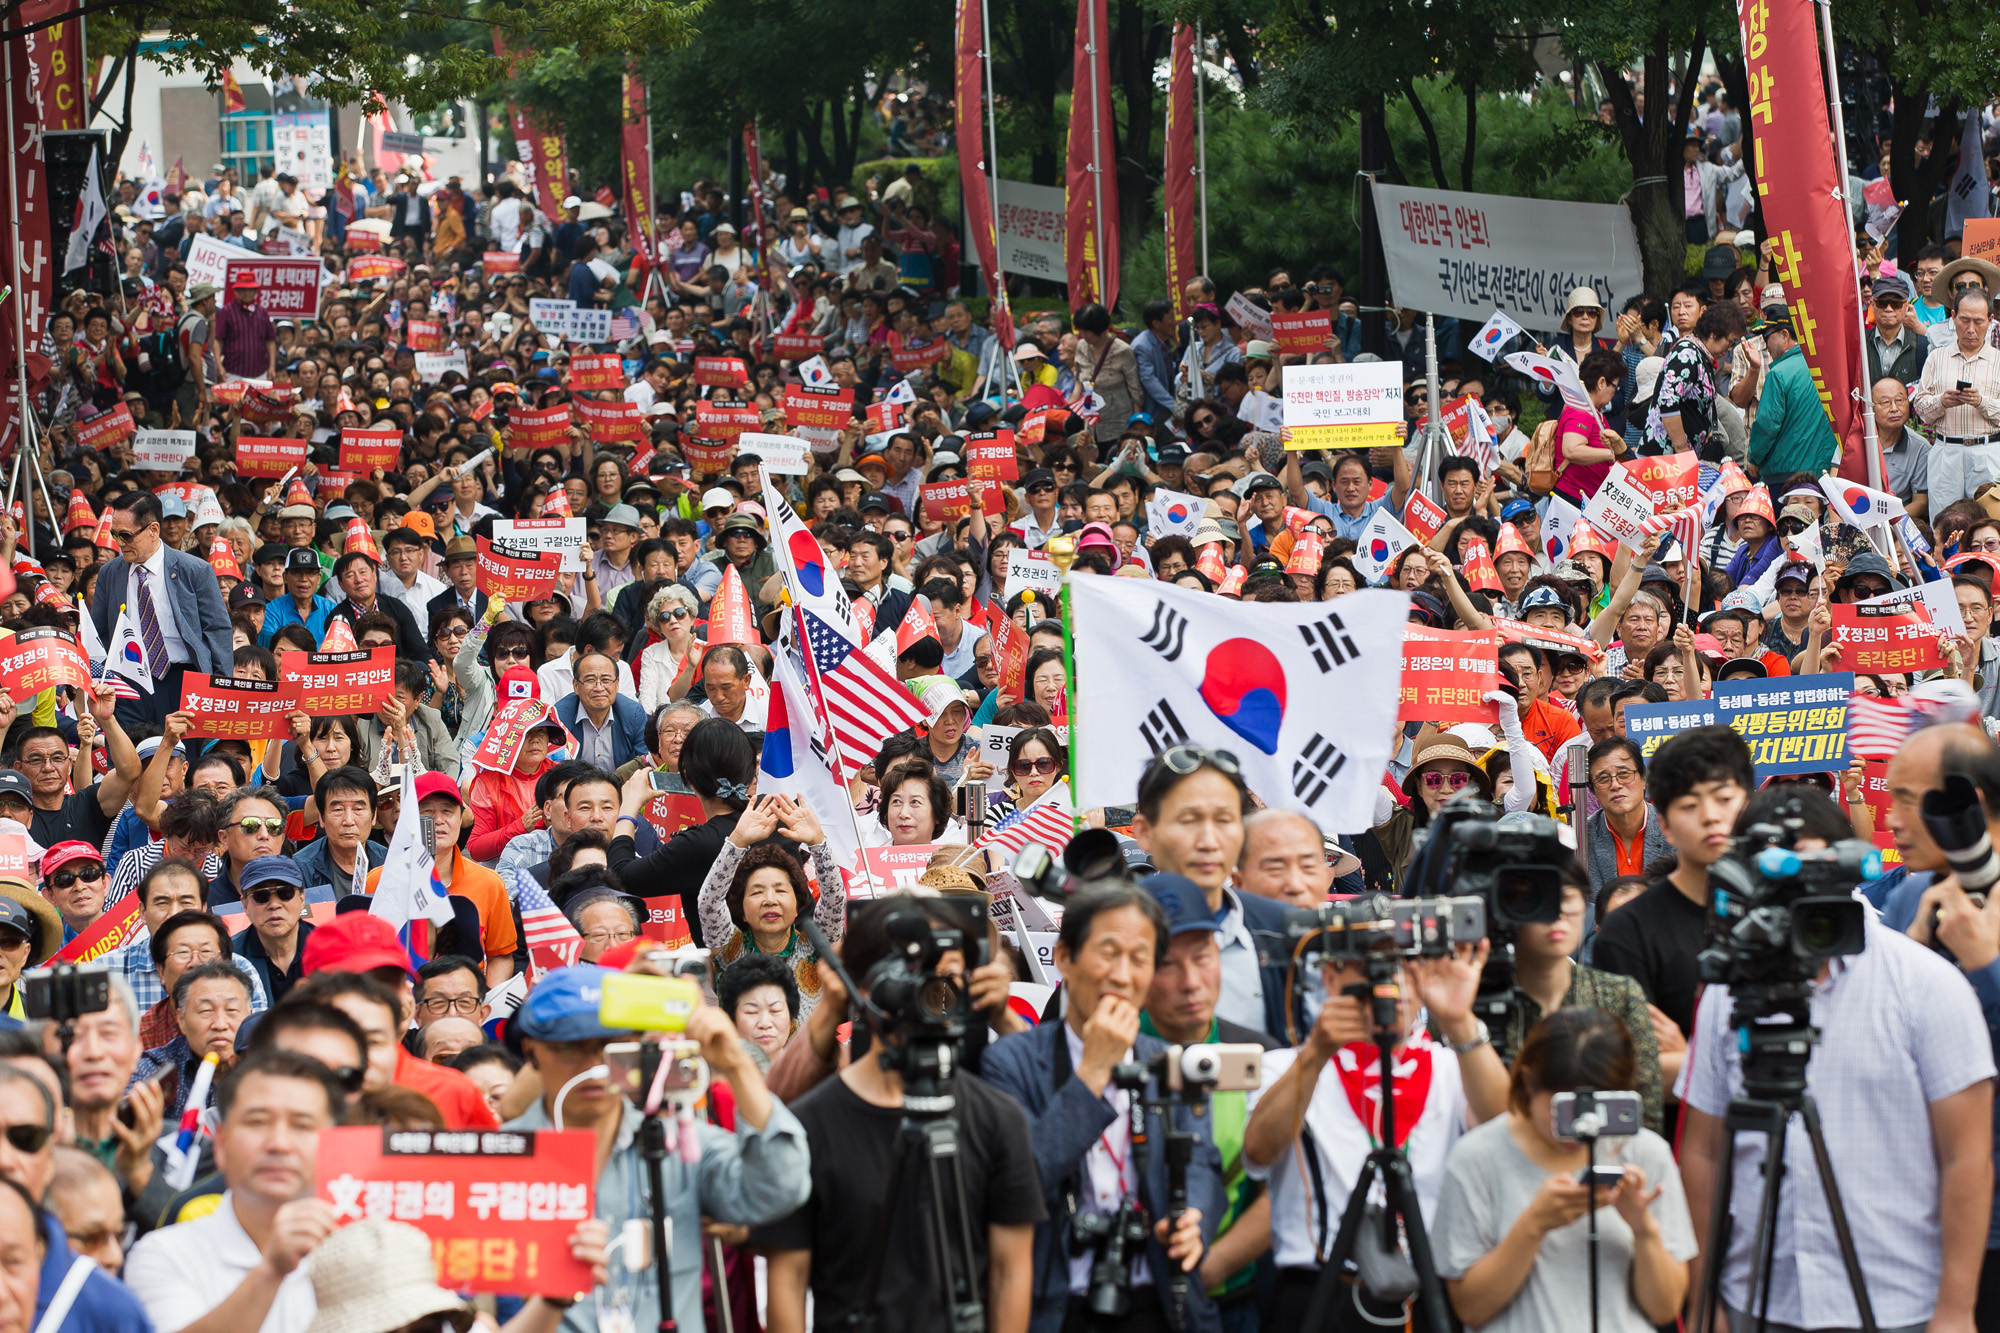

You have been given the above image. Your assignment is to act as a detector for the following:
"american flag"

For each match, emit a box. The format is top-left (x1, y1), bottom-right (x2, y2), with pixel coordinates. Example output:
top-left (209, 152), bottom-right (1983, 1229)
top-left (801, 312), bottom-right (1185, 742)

top-left (1846, 692), bottom-right (1918, 760)
top-left (518, 876), bottom-right (583, 977)
top-left (977, 786), bottom-right (1077, 859)
top-left (609, 316), bottom-right (636, 341)
top-left (798, 608), bottom-right (928, 782)
top-left (1640, 506), bottom-right (1703, 612)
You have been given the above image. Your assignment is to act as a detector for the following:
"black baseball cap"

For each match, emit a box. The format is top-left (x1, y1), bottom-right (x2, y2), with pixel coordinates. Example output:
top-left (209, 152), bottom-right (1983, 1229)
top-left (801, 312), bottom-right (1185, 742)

top-left (284, 549), bottom-right (321, 574)
top-left (859, 491), bottom-right (896, 514)
top-left (1021, 467), bottom-right (1056, 491)
top-left (1242, 474), bottom-right (1285, 496)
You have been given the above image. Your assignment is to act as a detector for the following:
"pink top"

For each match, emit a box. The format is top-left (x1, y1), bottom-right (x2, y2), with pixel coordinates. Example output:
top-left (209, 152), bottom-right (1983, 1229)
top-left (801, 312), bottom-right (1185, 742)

top-left (1555, 404), bottom-right (1614, 503)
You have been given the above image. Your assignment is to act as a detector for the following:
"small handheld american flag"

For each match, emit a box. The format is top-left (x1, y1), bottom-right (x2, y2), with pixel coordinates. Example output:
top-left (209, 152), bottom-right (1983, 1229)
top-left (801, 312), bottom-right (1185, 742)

top-left (516, 873), bottom-right (583, 977)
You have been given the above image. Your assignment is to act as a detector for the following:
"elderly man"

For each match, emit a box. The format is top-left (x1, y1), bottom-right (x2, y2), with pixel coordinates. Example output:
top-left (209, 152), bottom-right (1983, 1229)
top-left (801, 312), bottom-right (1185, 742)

top-left (701, 645), bottom-right (760, 732)
top-left (1873, 376), bottom-right (1933, 517)
top-left (1232, 809), bottom-right (1337, 908)
top-left (132, 959), bottom-right (253, 1120)
top-left (231, 856), bottom-right (314, 1006)
top-left (213, 271), bottom-right (276, 380)
top-left (419, 1017), bottom-right (484, 1064)
top-left (4, 688), bottom-right (139, 849)
top-left (64, 976), bottom-right (161, 1198)
top-left (1913, 286), bottom-right (2000, 508)
top-left (111, 858), bottom-right (267, 1016)
top-left (1746, 306), bottom-right (1839, 480)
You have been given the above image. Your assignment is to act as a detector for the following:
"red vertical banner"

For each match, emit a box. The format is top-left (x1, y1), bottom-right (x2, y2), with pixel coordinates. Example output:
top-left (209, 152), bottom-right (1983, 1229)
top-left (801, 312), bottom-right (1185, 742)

top-left (493, 33), bottom-right (567, 219)
top-left (953, 0), bottom-right (1015, 347)
top-left (1163, 24), bottom-right (1196, 322)
top-left (0, 1), bottom-right (65, 458)
top-left (1738, 0), bottom-right (1864, 478)
top-left (1064, 0), bottom-right (1119, 311)
top-left (619, 71), bottom-right (656, 270)
top-left (20, 0), bottom-right (83, 130)
top-left (742, 122), bottom-right (780, 290)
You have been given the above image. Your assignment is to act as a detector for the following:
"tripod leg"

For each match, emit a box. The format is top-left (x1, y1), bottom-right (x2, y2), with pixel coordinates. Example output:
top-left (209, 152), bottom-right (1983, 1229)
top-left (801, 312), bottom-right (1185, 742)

top-left (1695, 1117), bottom-right (1741, 1333)
top-left (1798, 1097), bottom-right (1879, 1333)
top-left (1299, 1154), bottom-right (1378, 1333)
top-left (1381, 1153), bottom-right (1451, 1333)
top-left (1745, 1104), bottom-right (1789, 1333)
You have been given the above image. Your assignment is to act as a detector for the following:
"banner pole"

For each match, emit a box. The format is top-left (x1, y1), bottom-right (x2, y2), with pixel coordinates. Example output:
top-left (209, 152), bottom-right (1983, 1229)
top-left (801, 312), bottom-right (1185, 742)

top-left (1083, 0), bottom-right (1108, 308)
top-left (1044, 534), bottom-right (1081, 831)
top-left (1813, 0), bottom-right (1883, 492)
top-left (976, 0), bottom-right (1011, 374)
top-left (1194, 23), bottom-right (1210, 275)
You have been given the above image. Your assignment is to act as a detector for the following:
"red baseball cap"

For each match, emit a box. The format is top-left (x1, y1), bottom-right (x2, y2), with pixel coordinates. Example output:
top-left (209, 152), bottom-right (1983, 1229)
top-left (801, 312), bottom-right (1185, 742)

top-left (39, 842), bottom-right (102, 880)
top-left (301, 912), bottom-right (417, 979)
top-left (414, 772), bottom-right (463, 808)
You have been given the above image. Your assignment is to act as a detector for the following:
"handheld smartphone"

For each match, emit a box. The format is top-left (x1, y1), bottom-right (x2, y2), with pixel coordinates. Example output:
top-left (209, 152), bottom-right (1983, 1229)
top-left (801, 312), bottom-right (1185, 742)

top-left (1171, 1043), bottom-right (1264, 1093)
top-left (1576, 1164), bottom-right (1627, 1189)
top-left (1960, 380), bottom-right (1974, 391)
top-left (603, 1039), bottom-right (707, 1103)
top-left (597, 971), bottom-right (700, 1034)
top-left (1550, 1089), bottom-right (1644, 1140)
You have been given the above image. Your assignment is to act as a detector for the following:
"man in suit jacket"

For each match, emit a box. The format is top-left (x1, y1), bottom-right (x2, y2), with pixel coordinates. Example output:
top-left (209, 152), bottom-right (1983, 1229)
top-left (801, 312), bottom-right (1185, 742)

top-left (427, 536), bottom-right (489, 635)
top-left (983, 883), bottom-right (1225, 1333)
top-left (389, 174), bottom-right (433, 244)
top-left (91, 492), bottom-right (235, 731)
top-left (554, 654), bottom-right (648, 769)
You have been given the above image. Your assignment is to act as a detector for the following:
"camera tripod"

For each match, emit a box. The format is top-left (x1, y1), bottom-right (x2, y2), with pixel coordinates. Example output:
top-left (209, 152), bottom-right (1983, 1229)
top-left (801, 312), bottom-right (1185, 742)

top-left (1297, 954), bottom-right (1451, 1333)
top-left (1692, 986), bottom-right (1877, 1333)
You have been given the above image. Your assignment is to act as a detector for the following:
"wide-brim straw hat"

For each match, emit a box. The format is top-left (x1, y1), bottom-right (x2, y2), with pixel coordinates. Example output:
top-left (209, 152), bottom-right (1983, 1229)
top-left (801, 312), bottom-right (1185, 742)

top-left (304, 1219), bottom-right (475, 1333)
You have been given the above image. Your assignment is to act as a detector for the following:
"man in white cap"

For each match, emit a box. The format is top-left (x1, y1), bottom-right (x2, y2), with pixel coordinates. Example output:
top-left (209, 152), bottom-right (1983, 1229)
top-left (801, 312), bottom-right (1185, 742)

top-left (555, 193), bottom-right (584, 262)
top-left (590, 504), bottom-right (644, 597)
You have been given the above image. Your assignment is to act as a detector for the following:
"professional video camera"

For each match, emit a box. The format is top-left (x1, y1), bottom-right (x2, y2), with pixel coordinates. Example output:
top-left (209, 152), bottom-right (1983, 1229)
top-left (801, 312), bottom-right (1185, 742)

top-left (1699, 829), bottom-right (1875, 992)
top-left (23, 963), bottom-right (110, 1052)
top-left (1279, 892), bottom-right (1487, 960)
top-left (1011, 827), bottom-right (1133, 902)
top-left (861, 899), bottom-right (990, 1113)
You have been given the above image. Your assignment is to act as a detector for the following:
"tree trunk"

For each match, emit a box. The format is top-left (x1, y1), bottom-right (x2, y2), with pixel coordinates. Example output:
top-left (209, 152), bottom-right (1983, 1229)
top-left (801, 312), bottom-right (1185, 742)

top-left (1600, 22), bottom-right (1708, 299)
top-left (1404, 81), bottom-right (1448, 189)
top-left (1460, 78), bottom-right (1477, 192)
top-left (997, 0), bottom-right (1070, 186)
top-left (105, 39), bottom-right (139, 174)
top-left (1892, 89), bottom-right (1951, 262)
top-left (1112, 0), bottom-right (1165, 268)
top-left (803, 102), bottom-right (834, 192)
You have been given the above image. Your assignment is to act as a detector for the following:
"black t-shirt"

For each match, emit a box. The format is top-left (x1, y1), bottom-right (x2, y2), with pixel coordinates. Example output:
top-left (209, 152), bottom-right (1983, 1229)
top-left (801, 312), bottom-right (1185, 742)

top-left (1589, 877), bottom-right (1707, 1037)
top-left (30, 785), bottom-right (113, 850)
top-left (752, 1071), bottom-right (1045, 1333)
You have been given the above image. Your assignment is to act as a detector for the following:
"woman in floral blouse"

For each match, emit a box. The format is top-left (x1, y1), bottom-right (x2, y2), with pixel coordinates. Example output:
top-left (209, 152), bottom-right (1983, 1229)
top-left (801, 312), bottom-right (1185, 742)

top-left (696, 793), bottom-right (846, 1021)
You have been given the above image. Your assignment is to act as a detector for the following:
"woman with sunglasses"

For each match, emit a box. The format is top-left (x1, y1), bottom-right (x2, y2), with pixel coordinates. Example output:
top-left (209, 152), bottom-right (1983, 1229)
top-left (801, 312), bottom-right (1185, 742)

top-left (39, 842), bottom-right (108, 944)
top-left (426, 610), bottom-right (473, 735)
top-left (638, 583), bottom-right (703, 713)
top-left (993, 727), bottom-right (1066, 821)
top-left (450, 598), bottom-right (543, 765)
top-left (1372, 736), bottom-right (1497, 884)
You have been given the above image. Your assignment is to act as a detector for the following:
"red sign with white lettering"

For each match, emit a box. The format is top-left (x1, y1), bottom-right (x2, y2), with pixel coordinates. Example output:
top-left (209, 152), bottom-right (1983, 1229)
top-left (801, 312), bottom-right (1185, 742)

top-left (238, 437), bottom-right (309, 478)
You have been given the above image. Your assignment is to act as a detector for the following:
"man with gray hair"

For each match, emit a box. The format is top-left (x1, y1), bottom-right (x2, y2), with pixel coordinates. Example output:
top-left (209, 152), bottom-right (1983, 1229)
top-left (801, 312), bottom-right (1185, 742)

top-left (1232, 809), bottom-right (1340, 909)
top-left (62, 974), bottom-right (163, 1197)
top-left (568, 889), bottom-right (643, 964)
top-left (1913, 284), bottom-right (2000, 507)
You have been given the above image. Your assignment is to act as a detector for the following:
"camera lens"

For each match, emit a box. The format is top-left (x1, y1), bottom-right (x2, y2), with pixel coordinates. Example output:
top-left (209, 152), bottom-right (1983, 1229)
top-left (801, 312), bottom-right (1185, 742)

top-left (1796, 905), bottom-right (1843, 951)
top-left (1496, 871), bottom-right (1544, 921)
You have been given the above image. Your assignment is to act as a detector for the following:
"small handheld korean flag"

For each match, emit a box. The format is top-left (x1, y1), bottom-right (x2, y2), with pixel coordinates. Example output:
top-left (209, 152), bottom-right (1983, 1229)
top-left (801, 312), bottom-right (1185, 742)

top-left (1351, 509), bottom-right (1419, 585)
top-left (798, 355), bottom-right (834, 388)
top-left (371, 762), bottom-right (453, 944)
top-left (1542, 495), bottom-right (1583, 565)
top-left (1469, 311), bottom-right (1525, 362)
top-left (108, 603), bottom-right (154, 695)
top-left (1503, 351), bottom-right (1596, 416)
top-left (1820, 477), bottom-right (1904, 556)
top-left (1146, 489), bottom-right (1206, 541)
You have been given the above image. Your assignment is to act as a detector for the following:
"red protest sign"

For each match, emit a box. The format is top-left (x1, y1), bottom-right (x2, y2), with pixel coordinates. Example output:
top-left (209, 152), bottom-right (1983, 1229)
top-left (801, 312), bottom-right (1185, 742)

top-left (921, 478), bottom-right (1008, 521)
top-left (1490, 616), bottom-right (1603, 661)
top-left (0, 629), bottom-right (91, 703)
top-left (773, 332), bottom-right (823, 361)
top-left (680, 439), bottom-right (735, 473)
top-left (845, 844), bottom-right (939, 899)
top-left (1017, 406), bottom-right (1055, 447)
top-left (1438, 395), bottom-right (1475, 444)
top-left (569, 354), bottom-right (625, 392)
top-left (476, 538), bottom-right (563, 602)
top-left (238, 437), bottom-right (309, 478)
top-left (695, 401), bottom-right (759, 442)
top-left (339, 428), bottom-right (402, 474)
top-left (1403, 491), bottom-right (1447, 544)
top-left (1621, 454), bottom-right (1699, 509)
top-left (643, 791), bottom-right (707, 845)
top-left (278, 646), bottom-right (398, 715)
top-left (638, 894), bottom-right (695, 949)
top-left (347, 255), bottom-right (403, 282)
top-left (180, 674), bottom-right (305, 739)
top-left (407, 320), bottom-right (444, 352)
top-left (1829, 601), bottom-right (1948, 673)
top-left (784, 385), bottom-right (854, 432)
top-left (964, 429), bottom-right (1019, 482)
top-left (482, 250), bottom-right (521, 274)
top-left (1398, 626), bottom-right (1500, 723)
top-left (52, 893), bottom-right (143, 964)
top-left (890, 336), bottom-right (952, 373)
top-left (865, 400), bottom-right (906, 436)
top-left (693, 356), bottom-right (749, 388)
top-left (75, 405), bottom-right (136, 451)
top-left (508, 405), bottom-right (571, 448)
top-left (0, 834), bottom-right (27, 885)
top-left (471, 698), bottom-right (568, 775)
top-left (347, 229), bottom-right (381, 252)
top-left (227, 256), bottom-right (322, 318)
top-left (1271, 310), bottom-right (1332, 356)
top-left (990, 612), bottom-right (1028, 697)
top-left (572, 398), bottom-right (641, 442)
top-left (316, 1126), bottom-right (596, 1298)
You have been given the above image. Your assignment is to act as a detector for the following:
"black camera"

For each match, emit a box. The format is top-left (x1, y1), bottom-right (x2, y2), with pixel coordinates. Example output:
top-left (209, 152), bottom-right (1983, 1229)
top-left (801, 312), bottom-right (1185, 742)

top-left (23, 964), bottom-right (110, 1028)
top-left (1281, 892), bottom-right (1486, 960)
top-left (1404, 800), bottom-right (1569, 933)
top-left (1069, 1202), bottom-right (1152, 1319)
top-left (1010, 829), bottom-right (1131, 902)
top-left (1699, 827), bottom-right (1876, 988)
top-left (1922, 771), bottom-right (2000, 905)
top-left (862, 902), bottom-right (990, 1110)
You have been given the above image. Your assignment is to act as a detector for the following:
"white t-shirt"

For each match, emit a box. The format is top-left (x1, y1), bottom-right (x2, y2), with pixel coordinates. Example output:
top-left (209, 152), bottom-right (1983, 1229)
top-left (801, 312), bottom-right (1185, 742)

top-left (125, 1190), bottom-right (318, 1333)
top-left (490, 197), bottom-right (525, 252)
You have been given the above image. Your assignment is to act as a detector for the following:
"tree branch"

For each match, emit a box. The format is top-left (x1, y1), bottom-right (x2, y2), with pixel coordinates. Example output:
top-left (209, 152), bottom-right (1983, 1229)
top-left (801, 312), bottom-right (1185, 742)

top-left (1403, 79), bottom-right (1449, 189)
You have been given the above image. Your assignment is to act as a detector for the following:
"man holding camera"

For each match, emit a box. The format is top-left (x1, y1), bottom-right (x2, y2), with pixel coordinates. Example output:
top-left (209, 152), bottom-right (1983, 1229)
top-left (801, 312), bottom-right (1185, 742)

top-left (1238, 909), bottom-right (1506, 1332)
top-left (984, 882), bottom-right (1223, 1333)
top-left (758, 896), bottom-right (1044, 1333)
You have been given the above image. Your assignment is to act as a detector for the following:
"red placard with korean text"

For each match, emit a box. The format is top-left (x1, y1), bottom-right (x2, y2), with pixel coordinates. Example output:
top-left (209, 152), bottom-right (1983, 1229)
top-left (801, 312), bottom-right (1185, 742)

top-left (784, 385), bottom-right (853, 431)
top-left (75, 405), bottom-right (135, 451)
top-left (1017, 406), bottom-right (1056, 447)
top-left (964, 429), bottom-right (1019, 482)
top-left (180, 674), bottom-right (305, 739)
top-left (695, 402), bottom-right (758, 442)
top-left (238, 437), bottom-right (310, 478)
top-left (773, 332), bottom-right (823, 361)
top-left (1398, 626), bottom-right (1500, 723)
top-left (844, 844), bottom-right (941, 899)
top-left (643, 791), bottom-right (706, 846)
top-left (52, 893), bottom-right (143, 964)
top-left (346, 229), bottom-right (381, 252)
top-left (407, 321), bottom-right (444, 352)
top-left (0, 630), bottom-right (90, 703)
top-left (482, 250), bottom-right (521, 274)
top-left (339, 428), bottom-right (403, 474)
top-left (1403, 491), bottom-right (1447, 544)
top-left (226, 256), bottom-right (323, 318)
top-left (1490, 616), bottom-right (1603, 661)
top-left (316, 1126), bottom-right (596, 1298)
top-left (693, 356), bottom-right (749, 388)
top-left (1271, 310), bottom-right (1332, 356)
top-left (922, 478), bottom-right (1009, 522)
top-left (1620, 454), bottom-right (1699, 510)
top-left (572, 398), bottom-right (642, 442)
top-left (508, 405), bottom-right (571, 448)
top-left (476, 539), bottom-right (563, 601)
top-left (680, 439), bottom-right (736, 473)
top-left (569, 354), bottom-right (624, 392)
top-left (890, 336), bottom-right (952, 373)
top-left (1828, 601), bottom-right (1948, 673)
top-left (347, 255), bottom-right (404, 282)
top-left (279, 647), bottom-right (398, 715)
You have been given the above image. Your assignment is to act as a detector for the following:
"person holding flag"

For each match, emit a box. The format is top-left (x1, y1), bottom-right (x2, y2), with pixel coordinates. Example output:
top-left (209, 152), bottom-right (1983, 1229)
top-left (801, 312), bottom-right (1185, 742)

top-left (365, 771), bottom-right (518, 985)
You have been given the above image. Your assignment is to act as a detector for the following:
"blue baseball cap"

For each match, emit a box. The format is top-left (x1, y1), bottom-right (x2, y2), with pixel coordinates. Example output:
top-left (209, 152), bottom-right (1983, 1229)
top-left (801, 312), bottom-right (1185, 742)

top-left (158, 495), bottom-right (188, 520)
top-left (1501, 498), bottom-right (1535, 522)
top-left (241, 855), bottom-right (302, 891)
top-left (1519, 585), bottom-right (1567, 611)
top-left (511, 965), bottom-right (622, 1044)
top-left (1144, 873), bottom-right (1219, 936)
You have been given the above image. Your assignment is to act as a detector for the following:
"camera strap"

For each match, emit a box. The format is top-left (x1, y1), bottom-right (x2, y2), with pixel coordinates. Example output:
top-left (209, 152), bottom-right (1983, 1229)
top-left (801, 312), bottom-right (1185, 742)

top-left (1298, 1126), bottom-right (1333, 1266)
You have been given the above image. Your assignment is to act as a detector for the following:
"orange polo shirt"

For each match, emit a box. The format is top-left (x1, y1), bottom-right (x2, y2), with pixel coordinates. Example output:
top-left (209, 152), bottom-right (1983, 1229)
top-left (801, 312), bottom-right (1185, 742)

top-left (1609, 811), bottom-right (1650, 878)
top-left (1519, 696), bottom-right (1582, 762)
top-left (364, 846), bottom-right (519, 964)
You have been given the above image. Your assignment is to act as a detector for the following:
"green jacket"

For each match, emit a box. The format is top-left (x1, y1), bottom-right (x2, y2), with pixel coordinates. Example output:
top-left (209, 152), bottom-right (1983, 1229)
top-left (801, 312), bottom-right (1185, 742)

top-left (1748, 342), bottom-right (1838, 478)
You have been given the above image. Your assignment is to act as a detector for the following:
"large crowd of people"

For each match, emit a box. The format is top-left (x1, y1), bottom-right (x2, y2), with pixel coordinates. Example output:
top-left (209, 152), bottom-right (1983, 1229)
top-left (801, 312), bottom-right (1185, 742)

top-left (0, 137), bottom-right (1994, 1333)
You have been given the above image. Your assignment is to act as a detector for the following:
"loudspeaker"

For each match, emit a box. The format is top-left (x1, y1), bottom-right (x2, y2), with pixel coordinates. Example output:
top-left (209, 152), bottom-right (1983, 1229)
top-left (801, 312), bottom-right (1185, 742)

top-left (42, 129), bottom-right (112, 296)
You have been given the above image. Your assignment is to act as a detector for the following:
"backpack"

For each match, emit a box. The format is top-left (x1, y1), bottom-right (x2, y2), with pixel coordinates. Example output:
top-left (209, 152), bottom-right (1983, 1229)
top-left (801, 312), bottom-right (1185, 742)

top-left (1524, 417), bottom-right (1564, 495)
top-left (136, 313), bottom-right (197, 395)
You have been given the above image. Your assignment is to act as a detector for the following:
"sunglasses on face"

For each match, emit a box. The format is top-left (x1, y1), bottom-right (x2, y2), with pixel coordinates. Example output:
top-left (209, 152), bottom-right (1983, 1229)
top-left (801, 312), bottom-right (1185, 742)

top-left (248, 885), bottom-right (300, 905)
top-left (492, 646), bottom-right (529, 661)
top-left (45, 866), bottom-right (103, 889)
top-left (1421, 770), bottom-right (1473, 792)
top-left (0, 1123), bottom-right (49, 1155)
top-left (235, 818), bottom-right (286, 837)
top-left (0, 929), bottom-right (27, 952)
top-left (1011, 756), bottom-right (1061, 778)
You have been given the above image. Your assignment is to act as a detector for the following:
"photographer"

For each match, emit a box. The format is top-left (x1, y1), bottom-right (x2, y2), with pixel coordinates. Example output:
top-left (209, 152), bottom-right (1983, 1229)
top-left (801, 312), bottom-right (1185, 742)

top-left (1680, 779), bottom-right (1995, 1333)
top-left (1433, 1007), bottom-right (1694, 1332)
top-left (1239, 914), bottom-right (1506, 1331)
top-left (983, 882), bottom-right (1224, 1333)
top-left (756, 895), bottom-right (1043, 1333)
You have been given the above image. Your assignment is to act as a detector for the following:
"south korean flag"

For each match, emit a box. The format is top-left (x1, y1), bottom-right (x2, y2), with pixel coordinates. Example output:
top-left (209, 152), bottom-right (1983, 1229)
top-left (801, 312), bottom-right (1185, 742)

top-left (1070, 577), bottom-right (1409, 831)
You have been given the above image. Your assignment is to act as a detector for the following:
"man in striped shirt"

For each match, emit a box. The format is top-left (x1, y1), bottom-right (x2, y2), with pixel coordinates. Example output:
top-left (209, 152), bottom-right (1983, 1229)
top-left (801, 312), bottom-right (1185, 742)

top-left (1913, 286), bottom-right (2000, 508)
top-left (211, 272), bottom-right (276, 381)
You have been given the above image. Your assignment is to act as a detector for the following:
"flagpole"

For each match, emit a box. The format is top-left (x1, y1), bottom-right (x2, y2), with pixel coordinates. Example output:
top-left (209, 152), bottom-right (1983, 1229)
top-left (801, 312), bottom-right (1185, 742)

top-left (789, 605), bottom-right (882, 900)
top-left (1193, 23), bottom-right (1209, 275)
top-left (1043, 535), bottom-right (1081, 831)
top-left (977, 0), bottom-right (1012, 394)
top-left (1814, 0), bottom-right (1883, 493)
top-left (1083, 0), bottom-right (1108, 308)
top-left (3, 43), bottom-right (38, 561)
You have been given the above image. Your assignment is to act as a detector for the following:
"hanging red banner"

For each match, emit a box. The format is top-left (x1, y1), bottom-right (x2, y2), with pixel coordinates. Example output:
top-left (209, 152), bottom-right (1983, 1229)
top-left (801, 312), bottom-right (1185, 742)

top-left (1064, 0), bottom-right (1119, 310)
top-left (1738, 0), bottom-right (1866, 481)
top-left (505, 102), bottom-right (565, 220)
top-left (952, 0), bottom-right (1016, 348)
top-left (1164, 23), bottom-right (1198, 322)
top-left (620, 71), bottom-right (658, 269)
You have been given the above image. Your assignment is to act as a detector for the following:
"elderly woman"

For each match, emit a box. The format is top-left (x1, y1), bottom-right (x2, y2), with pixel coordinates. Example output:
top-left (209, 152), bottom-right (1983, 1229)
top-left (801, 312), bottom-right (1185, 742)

top-left (451, 598), bottom-right (544, 763)
top-left (638, 583), bottom-right (703, 712)
top-left (695, 792), bottom-right (843, 1020)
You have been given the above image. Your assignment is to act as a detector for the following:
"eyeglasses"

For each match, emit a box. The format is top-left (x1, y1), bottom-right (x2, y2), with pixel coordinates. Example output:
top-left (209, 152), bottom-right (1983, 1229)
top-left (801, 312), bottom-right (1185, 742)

top-left (45, 866), bottom-right (104, 889)
top-left (1591, 767), bottom-right (1642, 789)
top-left (66, 1227), bottom-right (119, 1251)
top-left (492, 646), bottom-right (529, 661)
top-left (1156, 745), bottom-right (1241, 777)
top-left (247, 885), bottom-right (300, 905)
top-left (0, 930), bottom-right (27, 952)
top-left (418, 995), bottom-right (482, 1016)
top-left (1026, 483), bottom-right (1054, 495)
top-left (1010, 757), bottom-right (1061, 778)
top-left (1421, 770), bottom-right (1473, 792)
top-left (583, 928), bottom-right (638, 947)
top-left (330, 1064), bottom-right (367, 1094)
top-left (235, 818), bottom-right (287, 837)
top-left (0, 1124), bottom-right (49, 1155)
top-left (165, 946), bottom-right (219, 964)
top-left (1967, 538), bottom-right (2000, 553)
